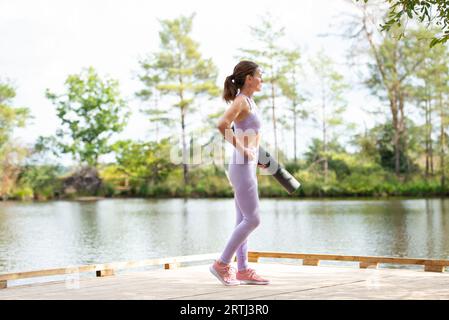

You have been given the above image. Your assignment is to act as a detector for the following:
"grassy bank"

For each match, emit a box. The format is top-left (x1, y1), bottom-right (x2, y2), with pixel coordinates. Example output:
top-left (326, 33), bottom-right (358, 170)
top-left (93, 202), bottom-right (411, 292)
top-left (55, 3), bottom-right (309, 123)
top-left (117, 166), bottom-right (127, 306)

top-left (7, 163), bottom-right (449, 201)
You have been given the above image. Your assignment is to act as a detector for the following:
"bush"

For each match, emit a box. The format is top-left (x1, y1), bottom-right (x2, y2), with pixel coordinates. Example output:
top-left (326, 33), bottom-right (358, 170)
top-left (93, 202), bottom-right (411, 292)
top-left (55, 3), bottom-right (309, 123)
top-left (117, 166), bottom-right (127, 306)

top-left (12, 186), bottom-right (34, 201)
top-left (17, 164), bottom-right (63, 200)
top-left (97, 180), bottom-right (118, 197)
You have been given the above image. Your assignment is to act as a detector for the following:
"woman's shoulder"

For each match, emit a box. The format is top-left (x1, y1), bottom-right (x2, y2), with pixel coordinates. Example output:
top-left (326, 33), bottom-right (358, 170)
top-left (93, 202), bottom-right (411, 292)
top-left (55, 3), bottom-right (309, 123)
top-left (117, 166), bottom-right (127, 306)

top-left (232, 95), bottom-right (250, 110)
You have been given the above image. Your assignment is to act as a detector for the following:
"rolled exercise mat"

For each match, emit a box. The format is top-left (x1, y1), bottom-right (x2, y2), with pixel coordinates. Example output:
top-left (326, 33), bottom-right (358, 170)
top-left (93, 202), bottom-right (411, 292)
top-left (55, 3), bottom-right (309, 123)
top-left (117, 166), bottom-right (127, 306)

top-left (257, 145), bottom-right (301, 194)
top-left (231, 124), bottom-right (301, 194)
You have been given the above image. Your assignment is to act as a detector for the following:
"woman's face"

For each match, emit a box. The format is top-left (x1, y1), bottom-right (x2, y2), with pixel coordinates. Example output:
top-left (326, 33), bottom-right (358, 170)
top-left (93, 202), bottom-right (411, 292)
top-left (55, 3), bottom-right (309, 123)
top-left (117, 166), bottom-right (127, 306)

top-left (247, 68), bottom-right (263, 92)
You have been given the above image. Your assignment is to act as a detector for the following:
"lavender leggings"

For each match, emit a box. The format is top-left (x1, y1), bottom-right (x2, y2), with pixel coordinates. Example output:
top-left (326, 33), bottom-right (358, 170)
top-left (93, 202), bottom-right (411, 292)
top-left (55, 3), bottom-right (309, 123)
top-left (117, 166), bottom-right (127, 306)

top-left (220, 148), bottom-right (260, 271)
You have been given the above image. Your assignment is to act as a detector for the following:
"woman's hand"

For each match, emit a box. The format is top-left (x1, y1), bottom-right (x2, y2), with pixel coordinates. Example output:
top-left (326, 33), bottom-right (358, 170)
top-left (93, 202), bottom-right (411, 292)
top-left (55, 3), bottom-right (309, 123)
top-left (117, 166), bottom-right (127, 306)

top-left (257, 163), bottom-right (269, 169)
top-left (243, 147), bottom-right (256, 161)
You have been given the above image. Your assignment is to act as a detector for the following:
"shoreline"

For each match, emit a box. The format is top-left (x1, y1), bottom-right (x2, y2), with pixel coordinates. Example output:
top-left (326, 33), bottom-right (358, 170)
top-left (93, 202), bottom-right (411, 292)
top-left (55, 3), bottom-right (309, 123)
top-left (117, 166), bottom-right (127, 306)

top-left (1, 194), bottom-right (448, 203)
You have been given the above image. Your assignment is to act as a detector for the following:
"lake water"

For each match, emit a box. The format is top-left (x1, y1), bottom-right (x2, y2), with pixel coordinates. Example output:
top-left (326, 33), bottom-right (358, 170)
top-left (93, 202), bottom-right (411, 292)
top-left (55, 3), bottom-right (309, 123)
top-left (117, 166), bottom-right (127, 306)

top-left (1, 198), bottom-right (449, 276)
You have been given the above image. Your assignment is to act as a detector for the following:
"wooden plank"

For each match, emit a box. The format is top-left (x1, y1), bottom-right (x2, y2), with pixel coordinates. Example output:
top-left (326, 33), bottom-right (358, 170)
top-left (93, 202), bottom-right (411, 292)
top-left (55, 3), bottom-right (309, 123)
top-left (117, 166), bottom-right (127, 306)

top-left (96, 269), bottom-right (115, 277)
top-left (0, 252), bottom-right (220, 282)
top-left (249, 251), bottom-right (449, 267)
top-left (303, 259), bottom-right (320, 266)
top-left (0, 265), bottom-right (96, 281)
top-left (164, 263), bottom-right (179, 270)
top-left (424, 265), bottom-right (446, 273)
top-left (248, 252), bottom-right (259, 263)
top-left (95, 252), bottom-right (219, 272)
top-left (2, 250), bottom-right (448, 285)
top-left (359, 262), bottom-right (379, 269)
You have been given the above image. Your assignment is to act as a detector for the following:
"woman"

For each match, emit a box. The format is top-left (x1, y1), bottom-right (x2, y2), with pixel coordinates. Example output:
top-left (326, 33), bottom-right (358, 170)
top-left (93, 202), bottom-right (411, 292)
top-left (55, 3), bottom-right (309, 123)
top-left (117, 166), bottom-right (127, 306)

top-left (210, 61), bottom-right (269, 286)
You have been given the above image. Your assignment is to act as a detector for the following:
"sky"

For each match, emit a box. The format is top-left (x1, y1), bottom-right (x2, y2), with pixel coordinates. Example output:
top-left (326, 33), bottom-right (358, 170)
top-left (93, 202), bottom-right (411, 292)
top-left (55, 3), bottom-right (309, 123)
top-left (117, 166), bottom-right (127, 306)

top-left (0, 0), bottom-right (384, 164)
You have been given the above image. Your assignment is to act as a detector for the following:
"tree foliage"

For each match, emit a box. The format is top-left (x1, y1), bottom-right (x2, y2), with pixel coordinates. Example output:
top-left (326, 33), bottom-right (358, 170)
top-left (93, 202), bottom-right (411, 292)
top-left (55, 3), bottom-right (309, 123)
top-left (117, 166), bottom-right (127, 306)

top-left (137, 13), bottom-right (219, 185)
top-left (45, 67), bottom-right (129, 167)
top-left (357, 0), bottom-right (449, 46)
top-left (112, 138), bottom-right (174, 184)
top-left (0, 80), bottom-right (30, 199)
top-left (0, 81), bottom-right (29, 149)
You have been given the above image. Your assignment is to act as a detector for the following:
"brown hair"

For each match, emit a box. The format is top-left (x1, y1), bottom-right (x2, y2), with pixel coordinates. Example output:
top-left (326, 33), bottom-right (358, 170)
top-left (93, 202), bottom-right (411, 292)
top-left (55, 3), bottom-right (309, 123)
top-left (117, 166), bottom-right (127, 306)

top-left (223, 60), bottom-right (259, 103)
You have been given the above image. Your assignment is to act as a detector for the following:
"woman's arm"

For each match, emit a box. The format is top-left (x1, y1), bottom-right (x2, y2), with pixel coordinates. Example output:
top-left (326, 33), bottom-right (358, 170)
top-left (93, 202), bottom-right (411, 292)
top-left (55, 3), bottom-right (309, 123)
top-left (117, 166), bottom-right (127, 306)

top-left (217, 97), bottom-right (247, 152)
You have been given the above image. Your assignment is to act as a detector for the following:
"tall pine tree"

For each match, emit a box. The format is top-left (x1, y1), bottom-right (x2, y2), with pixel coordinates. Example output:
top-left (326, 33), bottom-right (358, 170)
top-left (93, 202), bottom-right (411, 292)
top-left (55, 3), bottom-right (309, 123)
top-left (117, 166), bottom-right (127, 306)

top-left (137, 13), bottom-right (219, 185)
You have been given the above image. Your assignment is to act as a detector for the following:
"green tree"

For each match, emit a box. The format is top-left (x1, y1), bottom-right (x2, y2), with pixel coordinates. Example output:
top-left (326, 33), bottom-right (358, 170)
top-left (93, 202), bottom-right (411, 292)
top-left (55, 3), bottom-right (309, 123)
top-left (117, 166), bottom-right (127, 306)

top-left (373, 122), bottom-right (419, 173)
top-left (45, 67), bottom-right (129, 167)
top-left (356, 0), bottom-right (449, 46)
top-left (137, 13), bottom-right (219, 185)
top-left (309, 51), bottom-right (348, 183)
top-left (358, 9), bottom-right (430, 175)
top-left (113, 138), bottom-right (174, 186)
top-left (0, 81), bottom-right (29, 149)
top-left (238, 13), bottom-right (288, 161)
top-left (0, 80), bottom-right (30, 199)
top-left (304, 137), bottom-right (350, 185)
top-left (412, 42), bottom-right (448, 177)
top-left (351, 129), bottom-right (381, 163)
top-left (136, 54), bottom-right (175, 142)
top-left (17, 164), bottom-right (63, 200)
top-left (278, 49), bottom-right (308, 163)
top-left (434, 70), bottom-right (449, 188)
top-left (411, 41), bottom-right (449, 187)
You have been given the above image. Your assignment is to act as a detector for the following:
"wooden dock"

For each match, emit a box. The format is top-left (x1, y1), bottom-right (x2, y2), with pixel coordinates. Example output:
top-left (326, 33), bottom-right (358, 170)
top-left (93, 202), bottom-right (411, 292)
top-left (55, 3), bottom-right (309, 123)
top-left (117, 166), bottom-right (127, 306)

top-left (1, 252), bottom-right (449, 300)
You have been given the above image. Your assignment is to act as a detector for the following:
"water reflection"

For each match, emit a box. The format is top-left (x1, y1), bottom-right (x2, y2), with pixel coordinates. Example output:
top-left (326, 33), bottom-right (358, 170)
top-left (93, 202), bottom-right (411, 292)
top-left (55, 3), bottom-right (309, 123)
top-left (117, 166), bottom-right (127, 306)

top-left (0, 198), bottom-right (448, 273)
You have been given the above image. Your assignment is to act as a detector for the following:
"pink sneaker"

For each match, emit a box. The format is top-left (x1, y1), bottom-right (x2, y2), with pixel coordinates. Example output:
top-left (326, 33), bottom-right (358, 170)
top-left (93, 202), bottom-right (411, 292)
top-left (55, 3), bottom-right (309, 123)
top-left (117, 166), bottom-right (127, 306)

top-left (209, 260), bottom-right (240, 286)
top-left (236, 268), bottom-right (270, 285)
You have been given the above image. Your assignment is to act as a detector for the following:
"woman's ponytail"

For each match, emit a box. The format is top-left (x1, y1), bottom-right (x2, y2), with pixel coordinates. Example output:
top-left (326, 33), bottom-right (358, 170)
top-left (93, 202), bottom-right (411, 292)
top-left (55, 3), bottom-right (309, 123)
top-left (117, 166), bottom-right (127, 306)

top-left (223, 75), bottom-right (238, 103)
